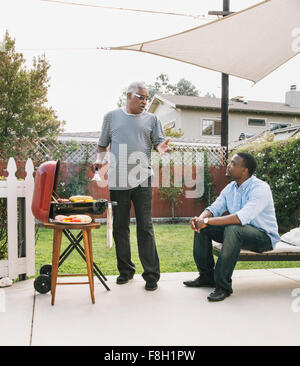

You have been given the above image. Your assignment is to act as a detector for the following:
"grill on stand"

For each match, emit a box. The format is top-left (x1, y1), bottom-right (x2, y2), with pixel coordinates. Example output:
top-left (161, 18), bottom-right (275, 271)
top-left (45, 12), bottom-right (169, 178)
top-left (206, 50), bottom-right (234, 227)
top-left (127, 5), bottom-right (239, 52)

top-left (31, 160), bottom-right (116, 294)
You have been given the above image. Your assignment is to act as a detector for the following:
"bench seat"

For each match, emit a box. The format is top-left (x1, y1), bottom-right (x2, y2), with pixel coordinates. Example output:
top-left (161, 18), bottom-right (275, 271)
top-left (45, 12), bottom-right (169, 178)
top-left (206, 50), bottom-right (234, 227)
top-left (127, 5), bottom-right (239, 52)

top-left (212, 241), bottom-right (300, 261)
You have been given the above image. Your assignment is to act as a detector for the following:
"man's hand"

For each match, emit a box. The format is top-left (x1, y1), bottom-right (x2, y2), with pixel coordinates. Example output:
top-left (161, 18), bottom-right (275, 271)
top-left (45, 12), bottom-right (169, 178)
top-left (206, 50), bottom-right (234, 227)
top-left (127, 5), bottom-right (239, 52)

top-left (190, 216), bottom-right (207, 233)
top-left (92, 159), bottom-right (108, 173)
top-left (156, 138), bottom-right (172, 155)
top-left (92, 148), bottom-right (108, 172)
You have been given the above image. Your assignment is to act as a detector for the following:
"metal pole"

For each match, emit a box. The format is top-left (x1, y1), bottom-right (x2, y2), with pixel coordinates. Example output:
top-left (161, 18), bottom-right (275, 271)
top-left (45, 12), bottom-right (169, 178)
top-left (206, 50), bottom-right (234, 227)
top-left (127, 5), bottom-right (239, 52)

top-left (221, 0), bottom-right (230, 162)
top-left (221, 74), bottom-right (229, 159)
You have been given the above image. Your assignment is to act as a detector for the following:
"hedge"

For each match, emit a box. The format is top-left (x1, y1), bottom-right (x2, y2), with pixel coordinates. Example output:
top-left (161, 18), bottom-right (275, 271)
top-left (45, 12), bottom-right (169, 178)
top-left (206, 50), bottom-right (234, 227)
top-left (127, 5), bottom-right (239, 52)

top-left (232, 135), bottom-right (300, 232)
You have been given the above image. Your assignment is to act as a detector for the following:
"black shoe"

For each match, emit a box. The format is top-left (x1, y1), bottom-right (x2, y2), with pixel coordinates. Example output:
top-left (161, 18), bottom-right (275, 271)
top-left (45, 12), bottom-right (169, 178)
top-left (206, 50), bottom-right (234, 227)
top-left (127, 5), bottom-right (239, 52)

top-left (116, 273), bottom-right (134, 285)
top-left (207, 287), bottom-right (230, 302)
top-left (145, 281), bottom-right (158, 291)
top-left (183, 276), bottom-right (215, 288)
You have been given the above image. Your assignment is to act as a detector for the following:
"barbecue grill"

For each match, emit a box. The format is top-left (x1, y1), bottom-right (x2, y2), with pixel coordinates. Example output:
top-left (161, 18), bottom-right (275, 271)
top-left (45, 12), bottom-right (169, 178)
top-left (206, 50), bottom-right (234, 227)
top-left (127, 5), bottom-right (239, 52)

top-left (31, 160), bottom-right (116, 294)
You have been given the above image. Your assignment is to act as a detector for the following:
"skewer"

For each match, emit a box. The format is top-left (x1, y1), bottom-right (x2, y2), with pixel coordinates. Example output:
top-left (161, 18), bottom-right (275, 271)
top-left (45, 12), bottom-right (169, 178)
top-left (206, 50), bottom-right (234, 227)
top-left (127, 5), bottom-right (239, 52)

top-left (53, 189), bottom-right (68, 200)
top-left (53, 191), bottom-right (60, 199)
top-left (51, 195), bottom-right (58, 203)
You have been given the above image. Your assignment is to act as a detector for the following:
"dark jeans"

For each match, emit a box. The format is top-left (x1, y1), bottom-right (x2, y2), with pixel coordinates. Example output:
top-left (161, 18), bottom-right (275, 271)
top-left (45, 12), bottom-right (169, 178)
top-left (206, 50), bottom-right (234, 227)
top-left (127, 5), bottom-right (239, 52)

top-left (193, 224), bottom-right (272, 293)
top-left (110, 182), bottom-right (160, 283)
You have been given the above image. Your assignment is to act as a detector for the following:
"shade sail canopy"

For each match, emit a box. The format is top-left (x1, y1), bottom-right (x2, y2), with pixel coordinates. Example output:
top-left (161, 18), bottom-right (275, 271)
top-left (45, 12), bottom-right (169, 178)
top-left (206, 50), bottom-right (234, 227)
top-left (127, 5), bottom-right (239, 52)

top-left (109, 0), bottom-right (300, 83)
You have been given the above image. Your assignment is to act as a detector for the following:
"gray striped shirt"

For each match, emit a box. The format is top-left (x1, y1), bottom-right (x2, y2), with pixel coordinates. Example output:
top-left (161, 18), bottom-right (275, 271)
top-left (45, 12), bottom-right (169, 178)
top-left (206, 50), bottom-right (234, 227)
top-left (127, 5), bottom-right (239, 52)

top-left (98, 108), bottom-right (165, 190)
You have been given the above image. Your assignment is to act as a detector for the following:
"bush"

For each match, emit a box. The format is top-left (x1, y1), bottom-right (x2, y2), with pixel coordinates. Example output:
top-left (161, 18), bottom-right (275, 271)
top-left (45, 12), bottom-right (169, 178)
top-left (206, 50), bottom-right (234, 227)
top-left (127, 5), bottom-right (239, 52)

top-left (201, 150), bottom-right (217, 207)
top-left (232, 136), bottom-right (300, 232)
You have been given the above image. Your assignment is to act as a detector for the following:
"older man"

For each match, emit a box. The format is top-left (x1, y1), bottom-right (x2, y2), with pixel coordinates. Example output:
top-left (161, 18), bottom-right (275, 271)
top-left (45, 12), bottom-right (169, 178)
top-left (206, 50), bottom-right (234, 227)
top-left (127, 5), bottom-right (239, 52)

top-left (94, 81), bottom-right (171, 291)
top-left (184, 152), bottom-right (281, 301)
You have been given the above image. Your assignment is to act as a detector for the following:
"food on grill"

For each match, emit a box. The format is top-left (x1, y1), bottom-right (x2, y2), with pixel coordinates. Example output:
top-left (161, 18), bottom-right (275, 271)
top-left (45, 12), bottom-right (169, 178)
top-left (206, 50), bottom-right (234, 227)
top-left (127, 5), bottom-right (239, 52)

top-left (57, 198), bottom-right (70, 203)
top-left (69, 195), bottom-right (95, 203)
top-left (54, 215), bottom-right (67, 221)
top-left (54, 214), bottom-right (92, 223)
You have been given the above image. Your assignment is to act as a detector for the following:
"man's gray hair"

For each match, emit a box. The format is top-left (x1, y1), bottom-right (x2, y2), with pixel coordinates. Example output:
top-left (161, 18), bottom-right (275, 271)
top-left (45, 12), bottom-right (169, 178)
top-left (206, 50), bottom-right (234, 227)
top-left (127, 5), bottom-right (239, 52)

top-left (127, 81), bottom-right (147, 94)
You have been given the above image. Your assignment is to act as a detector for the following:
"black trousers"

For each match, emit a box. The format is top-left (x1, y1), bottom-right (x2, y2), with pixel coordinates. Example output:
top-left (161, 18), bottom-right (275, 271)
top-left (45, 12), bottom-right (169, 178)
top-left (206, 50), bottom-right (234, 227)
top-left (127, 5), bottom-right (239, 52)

top-left (110, 183), bottom-right (160, 283)
top-left (193, 224), bottom-right (272, 293)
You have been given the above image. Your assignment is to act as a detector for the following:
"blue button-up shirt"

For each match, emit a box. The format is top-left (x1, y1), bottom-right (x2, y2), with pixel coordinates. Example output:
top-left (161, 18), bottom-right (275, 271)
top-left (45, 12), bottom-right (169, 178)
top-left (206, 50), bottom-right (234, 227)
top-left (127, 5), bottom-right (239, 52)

top-left (207, 175), bottom-right (281, 248)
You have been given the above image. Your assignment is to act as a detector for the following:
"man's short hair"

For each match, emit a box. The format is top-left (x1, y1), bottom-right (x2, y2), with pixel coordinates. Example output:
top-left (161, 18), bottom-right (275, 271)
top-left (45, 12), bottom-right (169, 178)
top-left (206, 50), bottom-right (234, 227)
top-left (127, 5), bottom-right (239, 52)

top-left (237, 152), bottom-right (257, 176)
top-left (127, 81), bottom-right (147, 94)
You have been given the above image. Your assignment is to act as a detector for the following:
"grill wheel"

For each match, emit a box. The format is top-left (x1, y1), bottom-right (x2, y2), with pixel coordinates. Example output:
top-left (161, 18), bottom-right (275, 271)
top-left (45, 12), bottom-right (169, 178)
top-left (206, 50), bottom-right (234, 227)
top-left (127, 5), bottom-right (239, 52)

top-left (34, 274), bottom-right (51, 294)
top-left (40, 264), bottom-right (52, 277)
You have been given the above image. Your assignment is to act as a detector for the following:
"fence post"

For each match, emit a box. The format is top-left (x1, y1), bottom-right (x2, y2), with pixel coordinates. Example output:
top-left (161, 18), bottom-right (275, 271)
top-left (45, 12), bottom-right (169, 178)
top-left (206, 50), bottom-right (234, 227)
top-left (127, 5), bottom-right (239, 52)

top-left (25, 159), bottom-right (35, 277)
top-left (7, 158), bottom-right (18, 279)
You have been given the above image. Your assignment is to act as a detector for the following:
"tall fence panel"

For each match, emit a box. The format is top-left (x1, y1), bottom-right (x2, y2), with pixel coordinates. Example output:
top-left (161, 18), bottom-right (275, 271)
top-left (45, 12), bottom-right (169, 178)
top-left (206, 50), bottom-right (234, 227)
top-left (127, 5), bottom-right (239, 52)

top-left (0, 158), bottom-right (35, 280)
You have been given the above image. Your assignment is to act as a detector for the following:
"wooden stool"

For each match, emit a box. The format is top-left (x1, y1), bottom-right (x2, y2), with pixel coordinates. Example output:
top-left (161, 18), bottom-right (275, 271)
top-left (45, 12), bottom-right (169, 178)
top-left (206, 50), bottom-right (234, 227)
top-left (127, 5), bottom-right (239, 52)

top-left (44, 222), bottom-right (101, 305)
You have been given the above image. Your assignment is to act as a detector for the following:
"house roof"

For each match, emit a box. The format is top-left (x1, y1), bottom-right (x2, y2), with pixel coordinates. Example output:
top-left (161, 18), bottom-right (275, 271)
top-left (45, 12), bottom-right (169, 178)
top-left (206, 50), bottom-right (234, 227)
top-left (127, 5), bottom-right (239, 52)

top-left (150, 94), bottom-right (300, 116)
top-left (58, 131), bottom-right (100, 142)
top-left (60, 131), bottom-right (100, 138)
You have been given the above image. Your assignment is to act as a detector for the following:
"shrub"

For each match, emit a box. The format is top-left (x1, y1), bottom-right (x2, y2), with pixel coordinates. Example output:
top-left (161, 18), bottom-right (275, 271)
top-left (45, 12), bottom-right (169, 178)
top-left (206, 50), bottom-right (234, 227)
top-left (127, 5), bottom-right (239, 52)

top-left (201, 150), bottom-right (217, 207)
top-left (232, 136), bottom-right (300, 232)
top-left (158, 164), bottom-right (184, 218)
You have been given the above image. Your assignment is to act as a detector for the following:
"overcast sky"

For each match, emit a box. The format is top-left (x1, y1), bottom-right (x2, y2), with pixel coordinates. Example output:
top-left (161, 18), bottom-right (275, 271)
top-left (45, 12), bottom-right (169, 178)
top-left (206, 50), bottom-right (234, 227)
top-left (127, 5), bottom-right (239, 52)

top-left (1, 0), bottom-right (300, 132)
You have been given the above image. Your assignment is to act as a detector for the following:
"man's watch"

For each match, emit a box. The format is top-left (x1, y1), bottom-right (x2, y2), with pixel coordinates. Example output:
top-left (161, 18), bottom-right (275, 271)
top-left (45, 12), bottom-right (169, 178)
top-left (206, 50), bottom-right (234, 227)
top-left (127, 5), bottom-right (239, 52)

top-left (204, 218), bottom-right (209, 225)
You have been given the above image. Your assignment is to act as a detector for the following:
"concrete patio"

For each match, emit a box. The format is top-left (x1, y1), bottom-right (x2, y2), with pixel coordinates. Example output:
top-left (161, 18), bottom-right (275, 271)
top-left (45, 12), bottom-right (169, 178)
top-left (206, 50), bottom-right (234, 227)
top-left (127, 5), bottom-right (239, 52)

top-left (1, 268), bottom-right (300, 347)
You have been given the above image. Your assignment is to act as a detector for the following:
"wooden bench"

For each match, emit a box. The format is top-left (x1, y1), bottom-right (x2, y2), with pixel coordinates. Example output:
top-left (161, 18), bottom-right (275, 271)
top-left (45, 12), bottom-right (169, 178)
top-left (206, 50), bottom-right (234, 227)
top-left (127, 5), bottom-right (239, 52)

top-left (212, 241), bottom-right (300, 262)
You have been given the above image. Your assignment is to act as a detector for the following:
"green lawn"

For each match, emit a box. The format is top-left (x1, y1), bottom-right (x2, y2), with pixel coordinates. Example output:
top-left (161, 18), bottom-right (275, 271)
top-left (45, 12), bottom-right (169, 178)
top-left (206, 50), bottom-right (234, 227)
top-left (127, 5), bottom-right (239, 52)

top-left (35, 224), bottom-right (299, 277)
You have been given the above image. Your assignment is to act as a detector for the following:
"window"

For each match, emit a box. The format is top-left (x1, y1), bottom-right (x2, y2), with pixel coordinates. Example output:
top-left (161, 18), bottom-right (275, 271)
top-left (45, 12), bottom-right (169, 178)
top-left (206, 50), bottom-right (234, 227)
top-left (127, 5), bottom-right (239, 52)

top-left (269, 122), bottom-right (291, 131)
top-left (248, 118), bottom-right (266, 127)
top-left (202, 119), bottom-right (221, 136)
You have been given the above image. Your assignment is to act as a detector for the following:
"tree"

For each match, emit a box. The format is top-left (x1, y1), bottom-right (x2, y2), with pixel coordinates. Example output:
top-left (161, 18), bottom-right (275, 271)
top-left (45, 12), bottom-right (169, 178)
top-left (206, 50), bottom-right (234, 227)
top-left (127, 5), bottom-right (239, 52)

top-left (173, 78), bottom-right (199, 97)
top-left (0, 31), bottom-right (65, 159)
top-left (204, 91), bottom-right (216, 98)
top-left (148, 73), bottom-right (200, 99)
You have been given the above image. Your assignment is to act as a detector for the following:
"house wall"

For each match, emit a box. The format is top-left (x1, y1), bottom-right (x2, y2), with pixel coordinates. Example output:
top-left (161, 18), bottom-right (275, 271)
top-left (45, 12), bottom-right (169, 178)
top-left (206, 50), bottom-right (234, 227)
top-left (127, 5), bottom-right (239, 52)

top-left (152, 102), bottom-right (300, 144)
top-left (229, 112), bottom-right (299, 142)
top-left (152, 101), bottom-right (181, 129)
top-left (179, 109), bottom-right (221, 144)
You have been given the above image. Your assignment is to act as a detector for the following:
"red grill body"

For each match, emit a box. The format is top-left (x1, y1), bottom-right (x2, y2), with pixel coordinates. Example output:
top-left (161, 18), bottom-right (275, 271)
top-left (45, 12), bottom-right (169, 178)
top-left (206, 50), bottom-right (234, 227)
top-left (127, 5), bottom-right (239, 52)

top-left (31, 160), bottom-right (109, 223)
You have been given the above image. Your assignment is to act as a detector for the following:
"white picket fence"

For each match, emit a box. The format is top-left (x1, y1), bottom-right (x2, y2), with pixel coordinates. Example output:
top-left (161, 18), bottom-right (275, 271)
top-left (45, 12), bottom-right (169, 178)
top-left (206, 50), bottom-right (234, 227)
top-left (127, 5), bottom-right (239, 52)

top-left (0, 158), bottom-right (35, 280)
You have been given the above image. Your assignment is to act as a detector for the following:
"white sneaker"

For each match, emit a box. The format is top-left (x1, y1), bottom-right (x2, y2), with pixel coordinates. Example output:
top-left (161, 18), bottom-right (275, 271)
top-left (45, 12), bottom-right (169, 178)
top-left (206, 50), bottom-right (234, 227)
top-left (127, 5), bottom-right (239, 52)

top-left (0, 277), bottom-right (13, 287)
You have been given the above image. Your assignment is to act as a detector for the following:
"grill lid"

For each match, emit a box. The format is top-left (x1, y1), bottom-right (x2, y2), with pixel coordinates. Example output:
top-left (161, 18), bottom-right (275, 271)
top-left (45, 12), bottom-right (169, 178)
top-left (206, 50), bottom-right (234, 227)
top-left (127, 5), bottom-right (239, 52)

top-left (31, 160), bottom-right (60, 222)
